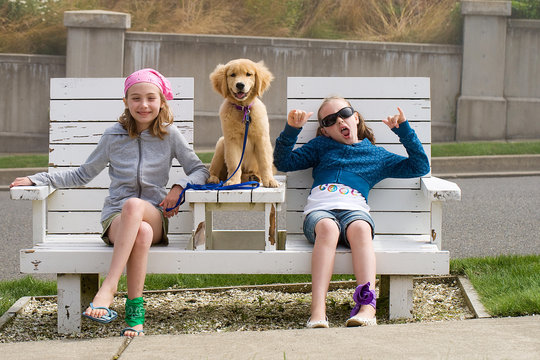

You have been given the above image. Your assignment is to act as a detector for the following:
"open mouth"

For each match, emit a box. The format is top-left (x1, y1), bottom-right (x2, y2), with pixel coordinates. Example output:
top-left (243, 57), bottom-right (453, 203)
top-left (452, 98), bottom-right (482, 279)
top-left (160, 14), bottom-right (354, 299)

top-left (234, 91), bottom-right (247, 99)
top-left (341, 126), bottom-right (350, 138)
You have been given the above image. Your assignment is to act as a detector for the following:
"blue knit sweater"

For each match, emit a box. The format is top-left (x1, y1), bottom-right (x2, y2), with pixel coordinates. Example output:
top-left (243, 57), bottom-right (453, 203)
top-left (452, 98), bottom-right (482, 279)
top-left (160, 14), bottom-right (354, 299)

top-left (273, 121), bottom-right (430, 202)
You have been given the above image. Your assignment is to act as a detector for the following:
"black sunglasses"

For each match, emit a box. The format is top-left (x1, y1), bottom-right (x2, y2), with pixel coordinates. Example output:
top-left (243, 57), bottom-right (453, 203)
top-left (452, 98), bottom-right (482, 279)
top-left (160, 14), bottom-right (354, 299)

top-left (319, 106), bottom-right (355, 127)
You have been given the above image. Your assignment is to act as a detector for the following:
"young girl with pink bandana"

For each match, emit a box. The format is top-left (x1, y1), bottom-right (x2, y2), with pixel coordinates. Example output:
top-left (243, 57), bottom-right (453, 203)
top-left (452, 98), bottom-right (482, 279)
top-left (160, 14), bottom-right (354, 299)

top-left (10, 69), bottom-right (209, 337)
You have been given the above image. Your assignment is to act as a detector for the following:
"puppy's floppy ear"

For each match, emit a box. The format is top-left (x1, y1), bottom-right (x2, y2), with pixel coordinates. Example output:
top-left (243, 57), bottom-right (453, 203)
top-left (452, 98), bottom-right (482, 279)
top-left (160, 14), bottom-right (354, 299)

top-left (209, 64), bottom-right (229, 97)
top-left (254, 61), bottom-right (274, 97)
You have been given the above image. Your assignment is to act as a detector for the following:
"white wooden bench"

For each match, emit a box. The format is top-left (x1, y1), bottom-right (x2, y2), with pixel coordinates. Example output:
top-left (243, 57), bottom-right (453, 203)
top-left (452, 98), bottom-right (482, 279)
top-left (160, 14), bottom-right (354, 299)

top-left (284, 77), bottom-right (461, 318)
top-left (10, 77), bottom-right (286, 334)
top-left (10, 76), bottom-right (459, 334)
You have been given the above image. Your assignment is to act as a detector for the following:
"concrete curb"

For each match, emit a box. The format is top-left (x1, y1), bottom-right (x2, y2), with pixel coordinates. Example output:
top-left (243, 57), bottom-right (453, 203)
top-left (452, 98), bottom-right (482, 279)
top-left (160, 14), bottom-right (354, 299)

top-left (435, 170), bottom-right (540, 179)
top-left (457, 276), bottom-right (491, 319)
top-left (0, 296), bottom-right (32, 330)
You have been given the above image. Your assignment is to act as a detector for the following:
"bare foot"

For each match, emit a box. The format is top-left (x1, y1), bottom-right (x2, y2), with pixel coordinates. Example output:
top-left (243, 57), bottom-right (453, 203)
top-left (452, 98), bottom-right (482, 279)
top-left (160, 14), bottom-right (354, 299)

top-left (309, 309), bottom-right (327, 323)
top-left (355, 304), bottom-right (376, 319)
top-left (83, 284), bottom-right (117, 319)
top-left (345, 304), bottom-right (377, 327)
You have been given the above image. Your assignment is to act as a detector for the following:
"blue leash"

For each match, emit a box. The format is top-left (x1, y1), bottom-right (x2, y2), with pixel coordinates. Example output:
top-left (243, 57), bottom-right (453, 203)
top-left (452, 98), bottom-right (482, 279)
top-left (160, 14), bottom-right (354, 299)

top-left (166, 105), bottom-right (259, 212)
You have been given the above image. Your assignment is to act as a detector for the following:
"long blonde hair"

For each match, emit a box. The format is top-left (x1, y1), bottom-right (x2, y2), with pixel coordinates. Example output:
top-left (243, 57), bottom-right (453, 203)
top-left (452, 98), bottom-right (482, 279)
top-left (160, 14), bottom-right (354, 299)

top-left (316, 96), bottom-right (376, 144)
top-left (118, 92), bottom-right (174, 139)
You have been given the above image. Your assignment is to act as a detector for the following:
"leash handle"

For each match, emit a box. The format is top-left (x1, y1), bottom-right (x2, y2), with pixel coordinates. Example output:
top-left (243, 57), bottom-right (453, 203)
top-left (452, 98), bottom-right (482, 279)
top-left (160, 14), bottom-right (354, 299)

top-left (166, 110), bottom-right (258, 212)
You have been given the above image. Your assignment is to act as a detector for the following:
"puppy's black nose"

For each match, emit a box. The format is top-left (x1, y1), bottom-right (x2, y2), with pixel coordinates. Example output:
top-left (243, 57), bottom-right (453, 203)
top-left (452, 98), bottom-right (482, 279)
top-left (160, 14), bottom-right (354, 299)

top-left (236, 82), bottom-right (245, 90)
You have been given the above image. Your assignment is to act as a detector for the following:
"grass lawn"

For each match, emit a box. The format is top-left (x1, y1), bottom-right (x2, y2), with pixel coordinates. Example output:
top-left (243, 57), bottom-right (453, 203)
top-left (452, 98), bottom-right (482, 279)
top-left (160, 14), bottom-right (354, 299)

top-left (0, 276), bottom-right (56, 317)
top-left (1, 255), bottom-right (538, 318)
top-left (431, 141), bottom-right (540, 157)
top-left (1, 141), bottom-right (540, 169)
top-left (196, 152), bottom-right (214, 164)
top-left (0, 154), bottom-right (48, 169)
top-left (451, 255), bottom-right (540, 317)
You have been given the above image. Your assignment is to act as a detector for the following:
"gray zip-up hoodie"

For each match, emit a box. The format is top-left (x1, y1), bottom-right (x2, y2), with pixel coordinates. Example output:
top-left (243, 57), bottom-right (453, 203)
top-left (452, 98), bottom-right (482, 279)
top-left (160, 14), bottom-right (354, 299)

top-left (29, 123), bottom-right (209, 222)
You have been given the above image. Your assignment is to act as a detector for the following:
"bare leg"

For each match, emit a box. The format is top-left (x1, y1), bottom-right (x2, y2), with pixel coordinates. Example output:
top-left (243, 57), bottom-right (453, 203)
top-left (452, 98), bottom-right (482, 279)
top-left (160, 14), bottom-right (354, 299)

top-left (347, 220), bottom-right (376, 319)
top-left (84, 198), bottom-right (163, 335)
top-left (310, 218), bottom-right (340, 322)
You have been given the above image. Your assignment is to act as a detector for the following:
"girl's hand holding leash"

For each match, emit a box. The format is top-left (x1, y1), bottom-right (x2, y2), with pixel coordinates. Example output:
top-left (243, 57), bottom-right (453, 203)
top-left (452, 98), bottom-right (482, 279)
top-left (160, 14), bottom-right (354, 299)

top-left (382, 107), bottom-right (406, 129)
top-left (160, 184), bottom-right (184, 218)
top-left (288, 109), bottom-right (313, 129)
top-left (10, 177), bottom-right (33, 188)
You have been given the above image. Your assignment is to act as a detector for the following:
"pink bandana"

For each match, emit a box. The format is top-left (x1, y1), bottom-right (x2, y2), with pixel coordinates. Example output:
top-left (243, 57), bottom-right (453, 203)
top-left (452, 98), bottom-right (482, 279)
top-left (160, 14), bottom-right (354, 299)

top-left (124, 68), bottom-right (174, 100)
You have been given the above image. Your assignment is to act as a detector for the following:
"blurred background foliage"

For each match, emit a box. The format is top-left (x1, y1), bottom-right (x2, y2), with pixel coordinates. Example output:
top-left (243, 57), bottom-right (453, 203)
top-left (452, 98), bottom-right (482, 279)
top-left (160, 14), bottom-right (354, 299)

top-left (0, 0), bottom-right (537, 55)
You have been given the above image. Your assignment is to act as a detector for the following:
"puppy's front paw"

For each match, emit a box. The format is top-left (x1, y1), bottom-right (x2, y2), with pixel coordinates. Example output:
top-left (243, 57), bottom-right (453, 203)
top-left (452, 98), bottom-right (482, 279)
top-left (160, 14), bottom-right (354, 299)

top-left (263, 178), bottom-right (279, 188)
top-left (224, 179), bottom-right (240, 186)
top-left (207, 175), bottom-right (221, 184)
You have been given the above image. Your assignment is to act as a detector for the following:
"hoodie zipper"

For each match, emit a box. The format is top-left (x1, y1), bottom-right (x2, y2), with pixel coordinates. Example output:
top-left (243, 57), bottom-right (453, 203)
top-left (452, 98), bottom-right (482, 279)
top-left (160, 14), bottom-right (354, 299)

top-left (137, 136), bottom-right (142, 198)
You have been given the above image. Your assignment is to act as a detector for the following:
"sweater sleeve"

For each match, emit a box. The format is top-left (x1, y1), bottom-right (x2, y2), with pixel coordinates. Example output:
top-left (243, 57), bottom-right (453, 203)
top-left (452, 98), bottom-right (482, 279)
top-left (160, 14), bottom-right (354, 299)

top-left (273, 123), bottom-right (319, 172)
top-left (28, 135), bottom-right (110, 188)
top-left (379, 121), bottom-right (430, 179)
top-left (171, 127), bottom-right (209, 188)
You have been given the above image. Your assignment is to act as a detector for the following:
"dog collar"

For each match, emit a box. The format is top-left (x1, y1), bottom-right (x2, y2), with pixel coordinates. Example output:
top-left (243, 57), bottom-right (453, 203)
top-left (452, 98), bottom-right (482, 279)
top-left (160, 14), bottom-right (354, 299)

top-left (231, 102), bottom-right (254, 123)
top-left (232, 102), bottom-right (253, 112)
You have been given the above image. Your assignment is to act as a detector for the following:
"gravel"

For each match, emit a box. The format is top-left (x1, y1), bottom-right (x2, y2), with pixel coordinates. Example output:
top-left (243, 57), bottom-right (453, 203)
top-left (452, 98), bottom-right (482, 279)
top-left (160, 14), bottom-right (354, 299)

top-left (0, 277), bottom-right (474, 343)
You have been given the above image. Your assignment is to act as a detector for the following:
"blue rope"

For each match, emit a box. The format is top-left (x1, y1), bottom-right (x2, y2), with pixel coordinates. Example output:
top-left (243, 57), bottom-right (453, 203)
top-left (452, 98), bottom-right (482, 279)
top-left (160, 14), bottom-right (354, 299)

top-left (166, 107), bottom-right (259, 212)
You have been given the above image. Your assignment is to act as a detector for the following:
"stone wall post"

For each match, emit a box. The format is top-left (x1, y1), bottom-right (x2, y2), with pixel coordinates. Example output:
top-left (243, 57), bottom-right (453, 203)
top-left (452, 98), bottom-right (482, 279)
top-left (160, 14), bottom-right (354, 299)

top-left (456, 1), bottom-right (511, 141)
top-left (64, 10), bottom-right (130, 77)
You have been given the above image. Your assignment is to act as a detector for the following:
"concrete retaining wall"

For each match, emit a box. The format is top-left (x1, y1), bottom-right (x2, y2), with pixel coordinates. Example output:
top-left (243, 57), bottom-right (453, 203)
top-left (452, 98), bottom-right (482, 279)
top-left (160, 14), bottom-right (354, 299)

top-left (504, 19), bottom-right (540, 140)
top-left (0, 54), bottom-right (65, 152)
top-left (123, 33), bottom-right (462, 148)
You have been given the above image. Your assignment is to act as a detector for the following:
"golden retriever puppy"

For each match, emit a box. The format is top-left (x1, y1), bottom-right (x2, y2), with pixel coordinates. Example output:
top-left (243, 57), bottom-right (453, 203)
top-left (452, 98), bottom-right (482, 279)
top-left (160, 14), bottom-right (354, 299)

top-left (208, 58), bottom-right (279, 188)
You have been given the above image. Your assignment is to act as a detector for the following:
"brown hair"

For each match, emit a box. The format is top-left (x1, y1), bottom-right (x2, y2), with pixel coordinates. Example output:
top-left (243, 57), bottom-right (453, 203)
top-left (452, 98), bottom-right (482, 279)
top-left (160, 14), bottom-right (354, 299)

top-left (316, 96), bottom-right (376, 144)
top-left (118, 92), bottom-right (173, 139)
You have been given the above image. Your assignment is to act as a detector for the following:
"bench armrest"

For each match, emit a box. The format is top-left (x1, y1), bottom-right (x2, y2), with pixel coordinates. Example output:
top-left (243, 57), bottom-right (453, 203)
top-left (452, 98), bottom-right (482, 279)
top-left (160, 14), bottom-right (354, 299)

top-left (10, 185), bottom-right (55, 245)
top-left (10, 186), bottom-right (56, 201)
top-left (421, 176), bottom-right (461, 202)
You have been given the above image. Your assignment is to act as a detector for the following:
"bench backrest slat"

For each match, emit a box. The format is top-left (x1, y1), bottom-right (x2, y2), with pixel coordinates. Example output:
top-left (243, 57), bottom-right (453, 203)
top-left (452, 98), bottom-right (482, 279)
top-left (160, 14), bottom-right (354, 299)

top-left (48, 167), bottom-right (187, 189)
top-left (46, 78), bottom-right (194, 237)
top-left (286, 77), bottom-right (432, 238)
top-left (50, 78), bottom-right (194, 99)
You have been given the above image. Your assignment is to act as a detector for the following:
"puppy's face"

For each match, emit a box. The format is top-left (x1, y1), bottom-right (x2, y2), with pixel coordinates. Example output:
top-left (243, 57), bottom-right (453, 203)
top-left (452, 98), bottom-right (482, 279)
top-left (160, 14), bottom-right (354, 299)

top-left (225, 62), bottom-right (256, 102)
top-left (210, 59), bottom-right (274, 105)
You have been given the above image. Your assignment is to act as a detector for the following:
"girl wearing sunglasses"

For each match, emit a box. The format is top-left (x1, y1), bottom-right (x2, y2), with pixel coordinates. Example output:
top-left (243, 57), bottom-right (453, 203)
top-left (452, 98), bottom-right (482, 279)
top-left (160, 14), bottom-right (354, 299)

top-left (274, 96), bottom-right (430, 328)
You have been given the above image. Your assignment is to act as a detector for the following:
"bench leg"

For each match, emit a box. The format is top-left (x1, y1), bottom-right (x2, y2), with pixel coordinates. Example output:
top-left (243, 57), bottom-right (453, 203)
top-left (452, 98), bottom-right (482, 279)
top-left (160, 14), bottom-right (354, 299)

top-left (192, 203), bottom-right (206, 250)
top-left (264, 203), bottom-right (277, 250)
top-left (57, 274), bottom-right (82, 334)
top-left (431, 202), bottom-right (443, 249)
top-left (205, 205), bottom-right (213, 250)
top-left (57, 273), bottom-right (99, 334)
top-left (386, 275), bottom-right (414, 319)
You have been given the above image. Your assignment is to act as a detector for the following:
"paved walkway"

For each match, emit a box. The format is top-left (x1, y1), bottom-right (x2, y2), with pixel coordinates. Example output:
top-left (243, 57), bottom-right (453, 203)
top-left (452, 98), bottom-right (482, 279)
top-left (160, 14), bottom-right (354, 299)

top-left (0, 316), bottom-right (538, 359)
